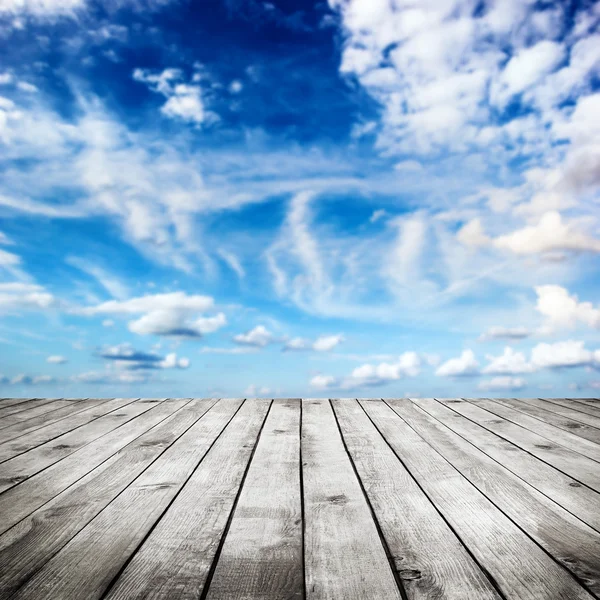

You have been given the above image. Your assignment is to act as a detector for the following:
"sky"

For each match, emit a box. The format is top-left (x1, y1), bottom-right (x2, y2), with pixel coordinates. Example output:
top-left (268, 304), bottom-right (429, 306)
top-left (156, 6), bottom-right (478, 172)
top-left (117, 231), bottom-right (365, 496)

top-left (0, 0), bottom-right (599, 399)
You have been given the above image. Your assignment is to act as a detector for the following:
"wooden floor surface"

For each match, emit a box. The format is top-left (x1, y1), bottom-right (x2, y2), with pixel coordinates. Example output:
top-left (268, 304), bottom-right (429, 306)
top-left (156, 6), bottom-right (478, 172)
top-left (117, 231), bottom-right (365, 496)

top-left (0, 397), bottom-right (599, 599)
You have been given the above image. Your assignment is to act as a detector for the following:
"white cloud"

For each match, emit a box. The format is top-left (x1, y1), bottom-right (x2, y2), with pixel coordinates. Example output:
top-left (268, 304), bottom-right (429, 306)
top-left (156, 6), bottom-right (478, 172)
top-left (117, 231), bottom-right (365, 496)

top-left (0, 282), bottom-right (55, 312)
top-left (479, 326), bottom-right (531, 341)
top-left (99, 343), bottom-right (190, 370)
top-left (369, 209), bottom-right (387, 224)
top-left (309, 374), bottom-right (337, 390)
top-left (233, 325), bottom-right (274, 347)
top-left (102, 319), bottom-right (114, 327)
top-left (535, 285), bottom-right (600, 330)
top-left (229, 80), bottom-right (243, 94)
top-left (456, 218), bottom-right (491, 248)
top-left (436, 349), bottom-right (479, 377)
top-left (344, 351), bottom-right (421, 388)
top-left (313, 334), bottom-right (344, 352)
top-left (17, 81), bottom-right (38, 93)
top-left (47, 355), bottom-right (67, 364)
top-left (133, 68), bottom-right (206, 125)
top-left (531, 340), bottom-right (600, 369)
top-left (494, 212), bottom-right (600, 255)
top-left (482, 347), bottom-right (534, 375)
top-left (82, 292), bottom-right (224, 338)
top-left (0, 247), bottom-right (21, 266)
top-left (0, 0), bottom-right (84, 17)
top-left (200, 346), bottom-right (257, 355)
top-left (478, 376), bottom-right (526, 391)
top-left (491, 40), bottom-right (565, 108)
top-left (285, 333), bottom-right (344, 352)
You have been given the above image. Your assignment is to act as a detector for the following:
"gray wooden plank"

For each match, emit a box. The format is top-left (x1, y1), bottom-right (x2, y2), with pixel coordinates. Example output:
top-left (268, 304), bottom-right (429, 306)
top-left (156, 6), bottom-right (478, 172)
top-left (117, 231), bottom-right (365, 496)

top-left (303, 399), bottom-right (403, 600)
top-left (0, 398), bottom-right (37, 411)
top-left (491, 398), bottom-right (600, 444)
top-left (0, 399), bottom-right (148, 493)
top-left (444, 399), bottom-right (600, 493)
top-left (0, 398), bottom-right (203, 600)
top-left (362, 399), bottom-right (593, 600)
top-left (0, 398), bottom-right (109, 445)
top-left (0, 398), bottom-right (176, 535)
top-left (390, 399), bottom-right (600, 596)
top-left (205, 399), bottom-right (303, 600)
top-left (104, 399), bottom-right (271, 600)
top-left (567, 399), bottom-right (600, 417)
top-left (417, 398), bottom-right (600, 534)
top-left (470, 398), bottom-right (600, 463)
top-left (332, 399), bottom-right (501, 600)
top-left (542, 399), bottom-right (600, 424)
top-left (0, 398), bottom-right (70, 429)
top-left (0, 398), bottom-right (137, 463)
top-left (9, 398), bottom-right (235, 600)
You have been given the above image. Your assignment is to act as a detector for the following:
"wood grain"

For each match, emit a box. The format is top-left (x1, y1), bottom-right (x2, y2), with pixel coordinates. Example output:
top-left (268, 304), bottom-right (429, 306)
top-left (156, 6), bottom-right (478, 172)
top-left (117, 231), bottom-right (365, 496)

top-left (9, 398), bottom-right (227, 600)
top-left (104, 399), bottom-right (271, 600)
top-left (332, 399), bottom-right (501, 600)
top-left (303, 399), bottom-right (403, 600)
top-left (0, 398), bottom-right (148, 493)
top-left (364, 399), bottom-right (593, 600)
top-left (0, 398), bottom-right (199, 599)
top-left (392, 398), bottom-right (600, 596)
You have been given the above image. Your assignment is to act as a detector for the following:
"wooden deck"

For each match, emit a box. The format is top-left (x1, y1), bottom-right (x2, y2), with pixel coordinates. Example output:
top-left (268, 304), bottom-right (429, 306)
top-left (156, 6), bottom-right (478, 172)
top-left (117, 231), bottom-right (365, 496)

top-left (0, 398), bottom-right (599, 600)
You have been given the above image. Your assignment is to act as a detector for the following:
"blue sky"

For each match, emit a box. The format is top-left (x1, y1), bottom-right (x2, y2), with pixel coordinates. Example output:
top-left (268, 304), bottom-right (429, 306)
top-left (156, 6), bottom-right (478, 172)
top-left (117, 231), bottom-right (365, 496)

top-left (0, 0), bottom-right (599, 398)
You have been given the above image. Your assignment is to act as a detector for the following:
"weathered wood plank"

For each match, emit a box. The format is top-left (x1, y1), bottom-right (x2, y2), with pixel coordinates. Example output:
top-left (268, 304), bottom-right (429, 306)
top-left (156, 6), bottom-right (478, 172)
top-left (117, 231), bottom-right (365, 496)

top-left (391, 399), bottom-right (600, 596)
top-left (303, 399), bottom-right (403, 600)
top-left (417, 398), bottom-right (600, 533)
top-left (0, 399), bottom-right (72, 431)
top-left (9, 398), bottom-right (233, 600)
top-left (0, 398), bottom-right (176, 535)
top-left (543, 399), bottom-right (600, 424)
top-left (362, 399), bottom-right (593, 600)
top-left (443, 399), bottom-right (600, 493)
top-left (205, 399), bottom-right (303, 600)
top-left (0, 398), bottom-right (54, 418)
top-left (0, 398), bottom-right (137, 463)
top-left (470, 398), bottom-right (600, 463)
top-left (0, 398), bottom-right (109, 445)
top-left (332, 399), bottom-right (501, 600)
top-left (491, 398), bottom-right (600, 444)
top-left (0, 398), bottom-right (148, 493)
top-left (0, 398), bottom-right (201, 600)
top-left (104, 399), bottom-right (271, 600)
top-left (0, 398), bottom-right (37, 411)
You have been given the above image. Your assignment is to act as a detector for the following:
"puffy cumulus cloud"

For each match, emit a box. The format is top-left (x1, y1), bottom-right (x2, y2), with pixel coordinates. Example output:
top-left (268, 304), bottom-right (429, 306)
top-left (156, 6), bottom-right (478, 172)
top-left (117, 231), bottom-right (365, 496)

top-left (494, 212), bottom-right (600, 255)
top-left (46, 355), bottom-right (67, 364)
top-left (309, 374), bottom-right (338, 390)
top-left (133, 69), bottom-right (207, 125)
top-left (478, 376), bottom-right (526, 391)
top-left (458, 212), bottom-right (600, 256)
top-left (490, 40), bottom-right (566, 109)
top-left (478, 326), bottom-right (531, 341)
top-left (530, 340), bottom-right (600, 370)
top-left (327, 0), bottom-right (594, 156)
top-left (233, 325), bottom-right (275, 348)
top-left (98, 344), bottom-right (190, 370)
top-left (0, 282), bottom-right (55, 312)
top-left (345, 352), bottom-right (421, 388)
top-left (482, 347), bottom-right (534, 375)
top-left (311, 352), bottom-right (421, 391)
top-left (535, 285), bottom-right (600, 330)
top-left (82, 292), bottom-right (226, 338)
top-left (284, 333), bottom-right (344, 352)
top-left (435, 349), bottom-right (479, 377)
